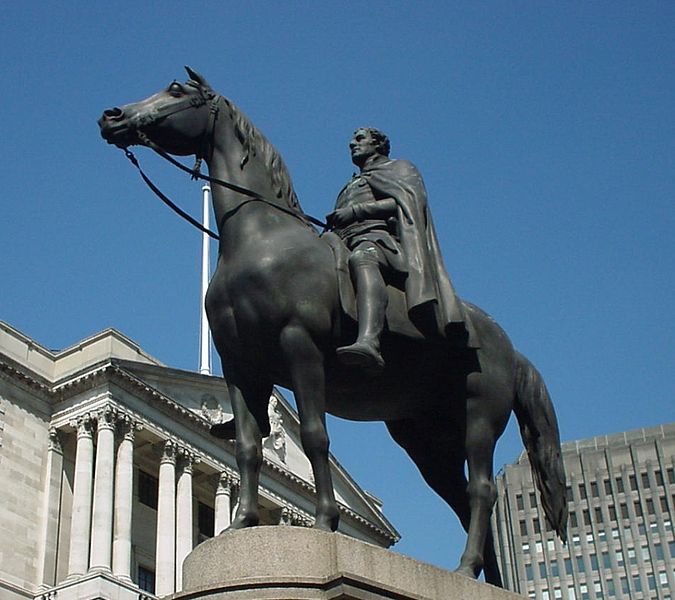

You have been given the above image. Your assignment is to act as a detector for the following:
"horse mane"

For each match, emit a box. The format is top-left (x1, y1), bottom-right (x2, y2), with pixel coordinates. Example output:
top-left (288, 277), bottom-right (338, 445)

top-left (219, 96), bottom-right (304, 216)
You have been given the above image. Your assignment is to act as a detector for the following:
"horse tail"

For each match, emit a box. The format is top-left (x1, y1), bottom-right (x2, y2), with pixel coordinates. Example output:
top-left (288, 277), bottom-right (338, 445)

top-left (513, 351), bottom-right (568, 542)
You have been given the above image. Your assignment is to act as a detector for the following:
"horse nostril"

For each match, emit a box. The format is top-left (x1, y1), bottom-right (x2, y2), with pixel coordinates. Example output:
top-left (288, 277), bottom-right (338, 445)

top-left (104, 107), bottom-right (124, 120)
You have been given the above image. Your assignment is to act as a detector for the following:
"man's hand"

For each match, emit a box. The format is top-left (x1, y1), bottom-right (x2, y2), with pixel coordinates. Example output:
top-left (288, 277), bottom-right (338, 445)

top-left (325, 207), bottom-right (356, 228)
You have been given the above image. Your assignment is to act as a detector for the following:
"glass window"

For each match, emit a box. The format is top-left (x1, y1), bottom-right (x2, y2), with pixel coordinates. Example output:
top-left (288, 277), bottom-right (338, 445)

top-left (646, 498), bottom-right (655, 514)
top-left (548, 539), bottom-right (556, 551)
top-left (579, 483), bottom-right (587, 499)
top-left (551, 560), bottom-right (559, 577)
top-left (627, 548), bottom-right (637, 565)
top-left (570, 511), bottom-right (578, 528)
top-left (608, 505), bottom-right (616, 521)
top-left (654, 543), bottom-right (663, 560)
top-left (138, 470), bottom-right (159, 510)
top-left (615, 550), bottom-right (623, 565)
top-left (634, 501), bottom-right (642, 517)
top-left (590, 554), bottom-right (599, 570)
top-left (623, 526), bottom-right (632, 540)
top-left (615, 477), bottom-right (624, 493)
top-left (576, 556), bottom-right (585, 572)
top-left (591, 482), bottom-right (599, 497)
top-left (520, 520), bottom-right (527, 535)
top-left (540, 562), bottom-right (547, 578)
top-left (583, 509), bottom-right (591, 525)
top-left (606, 578), bottom-right (615, 596)
top-left (525, 563), bottom-right (533, 580)
top-left (580, 583), bottom-right (589, 600)
top-left (620, 577), bottom-right (629, 594)
top-left (629, 474), bottom-right (637, 490)
top-left (655, 470), bottom-right (663, 486)
top-left (661, 496), bottom-right (669, 511)
top-left (602, 551), bottom-right (611, 569)
top-left (543, 590), bottom-right (550, 600)
top-left (667, 467), bottom-right (674, 484)
top-left (565, 558), bottom-right (573, 575)
top-left (670, 540), bottom-right (675, 558)
top-left (641, 545), bottom-right (650, 561)
top-left (659, 572), bottom-right (668, 585)
top-left (573, 533), bottom-right (581, 545)
top-left (638, 523), bottom-right (646, 535)
top-left (138, 566), bottom-right (156, 594)
top-left (641, 472), bottom-right (650, 487)
top-left (533, 518), bottom-right (541, 534)
top-left (554, 589), bottom-right (562, 599)
top-left (620, 503), bottom-right (628, 519)
top-left (611, 528), bottom-right (619, 538)
top-left (568, 586), bottom-right (576, 600)
top-left (530, 491), bottom-right (537, 507)
top-left (633, 574), bottom-right (642, 593)
top-left (523, 542), bottom-right (530, 553)
top-left (597, 530), bottom-right (606, 542)
top-left (604, 479), bottom-right (611, 494)
top-left (536, 541), bottom-right (543, 553)
top-left (517, 494), bottom-right (524, 510)
top-left (566, 486), bottom-right (573, 501)
top-left (648, 574), bottom-right (656, 591)
top-left (595, 507), bottom-right (603, 523)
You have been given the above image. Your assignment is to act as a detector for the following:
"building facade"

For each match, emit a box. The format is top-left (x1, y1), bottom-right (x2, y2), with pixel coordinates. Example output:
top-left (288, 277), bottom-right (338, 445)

top-left (0, 322), bottom-right (398, 600)
top-left (492, 424), bottom-right (675, 600)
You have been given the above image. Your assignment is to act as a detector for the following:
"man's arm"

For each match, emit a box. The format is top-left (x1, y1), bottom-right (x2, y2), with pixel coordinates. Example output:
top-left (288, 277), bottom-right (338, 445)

top-left (326, 198), bottom-right (397, 228)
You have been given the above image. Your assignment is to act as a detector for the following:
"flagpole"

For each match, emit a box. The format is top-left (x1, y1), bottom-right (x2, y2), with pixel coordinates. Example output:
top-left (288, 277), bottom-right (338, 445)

top-left (199, 184), bottom-right (212, 375)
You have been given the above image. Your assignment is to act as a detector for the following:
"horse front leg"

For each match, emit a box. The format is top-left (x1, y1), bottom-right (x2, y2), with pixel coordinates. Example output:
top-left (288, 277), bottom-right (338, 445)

top-left (280, 324), bottom-right (339, 531)
top-left (221, 364), bottom-right (271, 531)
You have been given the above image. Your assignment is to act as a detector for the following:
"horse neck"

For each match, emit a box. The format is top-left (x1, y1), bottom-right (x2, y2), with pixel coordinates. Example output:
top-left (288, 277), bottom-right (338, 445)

top-left (205, 114), bottom-right (309, 248)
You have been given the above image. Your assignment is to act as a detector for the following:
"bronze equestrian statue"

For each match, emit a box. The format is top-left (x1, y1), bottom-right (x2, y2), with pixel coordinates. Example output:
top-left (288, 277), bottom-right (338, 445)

top-left (99, 68), bottom-right (567, 587)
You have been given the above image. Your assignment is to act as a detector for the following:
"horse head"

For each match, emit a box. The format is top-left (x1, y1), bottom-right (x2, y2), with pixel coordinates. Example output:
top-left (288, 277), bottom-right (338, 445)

top-left (98, 66), bottom-right (217, 157)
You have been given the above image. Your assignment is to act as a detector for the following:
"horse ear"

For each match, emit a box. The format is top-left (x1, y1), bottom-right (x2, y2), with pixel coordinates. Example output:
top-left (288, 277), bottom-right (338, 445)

top-left (185, 66), bottom-right (211, 89)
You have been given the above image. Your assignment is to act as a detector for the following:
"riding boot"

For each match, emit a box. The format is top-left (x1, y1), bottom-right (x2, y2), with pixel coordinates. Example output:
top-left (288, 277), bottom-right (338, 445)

top-left (336, 261), bottom-right (387, 374)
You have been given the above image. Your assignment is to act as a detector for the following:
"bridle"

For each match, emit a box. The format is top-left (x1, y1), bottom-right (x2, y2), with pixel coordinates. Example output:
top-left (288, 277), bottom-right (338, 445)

top-left (119, 81), bottom-right (326, 240)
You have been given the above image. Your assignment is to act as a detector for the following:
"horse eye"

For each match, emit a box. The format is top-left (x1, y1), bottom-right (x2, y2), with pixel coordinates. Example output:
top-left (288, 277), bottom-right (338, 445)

top-left (168, 82), bottom-right (183, 96)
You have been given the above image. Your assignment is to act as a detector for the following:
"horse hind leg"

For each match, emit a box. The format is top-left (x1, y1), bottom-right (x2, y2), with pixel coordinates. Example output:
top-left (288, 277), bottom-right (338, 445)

top-left (455, 408), bottom-right (500, 582)
top-left (280, 323), bottom-right (339, 531)
top-left (385, 417), bottom-right (503, 586)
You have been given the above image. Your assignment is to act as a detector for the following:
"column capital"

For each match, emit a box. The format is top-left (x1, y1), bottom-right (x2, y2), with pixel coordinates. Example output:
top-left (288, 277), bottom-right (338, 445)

top-left (176, 447), bottom-right (198, 474)
top-left (48, 427), bottom-right (64, 453)
top-left (116, 414), bottom-right (142, 441)
top-left (70, 413), bottom-right (95, 439)
top-left (95, 404), bottom-right (117, 431)
top-left (160, 440), bottom-right (177, 465)
top-left (217, 470), bottom-right (238, 493)
top-left (280, 506), bottom-right (312, 527)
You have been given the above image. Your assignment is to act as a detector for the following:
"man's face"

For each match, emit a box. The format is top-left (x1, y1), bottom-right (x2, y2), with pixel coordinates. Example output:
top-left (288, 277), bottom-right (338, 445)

top-left (349, 129), bottom-right (379, 167)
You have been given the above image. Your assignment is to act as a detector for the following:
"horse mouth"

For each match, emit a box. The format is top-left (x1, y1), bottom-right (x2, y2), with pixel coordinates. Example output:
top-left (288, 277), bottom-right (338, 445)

top-left (98, 119), bottom-right (138, 149)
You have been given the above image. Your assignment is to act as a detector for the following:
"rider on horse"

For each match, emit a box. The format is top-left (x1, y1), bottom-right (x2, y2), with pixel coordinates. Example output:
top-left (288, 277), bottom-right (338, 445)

top-left (326, 127), bottom-right (472, 373)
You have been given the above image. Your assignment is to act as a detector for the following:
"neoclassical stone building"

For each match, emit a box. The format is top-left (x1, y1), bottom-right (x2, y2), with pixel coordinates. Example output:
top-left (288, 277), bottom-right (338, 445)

top-left (0, 322), bottom-right (398, 599)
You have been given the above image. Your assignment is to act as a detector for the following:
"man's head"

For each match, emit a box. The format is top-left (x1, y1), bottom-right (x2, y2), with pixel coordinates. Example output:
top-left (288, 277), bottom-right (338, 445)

top-left (349, 127), bottom-right (390, 167)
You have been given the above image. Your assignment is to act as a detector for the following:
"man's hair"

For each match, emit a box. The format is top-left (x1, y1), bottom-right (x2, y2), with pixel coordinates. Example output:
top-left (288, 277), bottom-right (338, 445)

top-left (356, 127), bottom-right (390, 157)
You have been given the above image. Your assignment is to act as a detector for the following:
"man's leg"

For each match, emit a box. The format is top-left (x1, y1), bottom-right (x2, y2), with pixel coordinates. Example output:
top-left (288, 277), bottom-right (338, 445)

top-left (336, 242), bottom-right (387, 373)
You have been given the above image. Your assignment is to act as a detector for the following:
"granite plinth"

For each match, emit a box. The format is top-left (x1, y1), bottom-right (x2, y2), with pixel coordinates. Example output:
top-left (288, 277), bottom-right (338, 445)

top-left (171, 526), bottom-right (522, 600)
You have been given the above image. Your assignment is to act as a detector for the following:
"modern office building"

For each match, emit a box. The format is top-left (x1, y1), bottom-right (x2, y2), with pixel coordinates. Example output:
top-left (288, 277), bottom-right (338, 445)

top-left (492, 423), bottom-right (675, 600)
top-left (0, 321), bottom-right (398, 600)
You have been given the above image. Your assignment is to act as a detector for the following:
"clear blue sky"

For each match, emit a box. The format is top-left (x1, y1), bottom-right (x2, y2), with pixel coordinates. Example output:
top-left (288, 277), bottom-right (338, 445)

top-left (2, 2), bottom-right (673, 573)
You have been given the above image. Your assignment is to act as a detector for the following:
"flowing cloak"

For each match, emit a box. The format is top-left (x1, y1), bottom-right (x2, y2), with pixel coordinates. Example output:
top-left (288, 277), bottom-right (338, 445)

top-left (359, 157), bottom-right (478, 348)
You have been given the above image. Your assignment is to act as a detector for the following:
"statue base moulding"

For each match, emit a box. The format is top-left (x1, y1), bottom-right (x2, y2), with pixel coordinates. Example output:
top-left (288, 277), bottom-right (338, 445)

top-left (169, 526), bottom-right (522, 600)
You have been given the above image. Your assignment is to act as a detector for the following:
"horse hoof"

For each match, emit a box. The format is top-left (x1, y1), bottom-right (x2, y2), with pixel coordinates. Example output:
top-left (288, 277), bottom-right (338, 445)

top-left (454, 565), bottom-right (478, 579)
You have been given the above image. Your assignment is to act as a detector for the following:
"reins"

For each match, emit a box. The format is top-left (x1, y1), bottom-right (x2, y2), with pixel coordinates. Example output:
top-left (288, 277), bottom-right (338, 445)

top-left (120, 91), bottom-right (327, 239)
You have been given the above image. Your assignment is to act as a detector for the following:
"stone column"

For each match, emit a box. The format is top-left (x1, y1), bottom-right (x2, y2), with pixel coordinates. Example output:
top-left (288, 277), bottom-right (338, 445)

top-left (112, 416), bottom-right (138, 581)
top-left (175, 450), bottom-right (196, 591)
top-left (214, 472), bottom-right (236, 535)
top-left (67, 414), bottom-right (95, 577)
top-left (155, 440), bottom-right (176, 597)
top-left (37, 428), bottom-right (64, 589)
top-left (89, 405), bottom-right (116, 572)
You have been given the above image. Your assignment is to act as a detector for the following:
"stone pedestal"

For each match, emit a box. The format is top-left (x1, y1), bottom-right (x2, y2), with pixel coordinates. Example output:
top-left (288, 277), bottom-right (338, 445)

top-left (171, 527), bottom-right (523, 600)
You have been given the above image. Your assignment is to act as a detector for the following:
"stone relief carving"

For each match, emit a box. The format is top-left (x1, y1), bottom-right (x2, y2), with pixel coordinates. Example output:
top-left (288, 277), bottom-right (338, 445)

top-left (263, 396), bottom-right (286, 463)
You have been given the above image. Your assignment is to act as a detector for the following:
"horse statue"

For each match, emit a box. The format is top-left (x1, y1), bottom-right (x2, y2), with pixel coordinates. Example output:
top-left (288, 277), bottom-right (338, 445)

top-left (98, 67), bottom-right (567, 586)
